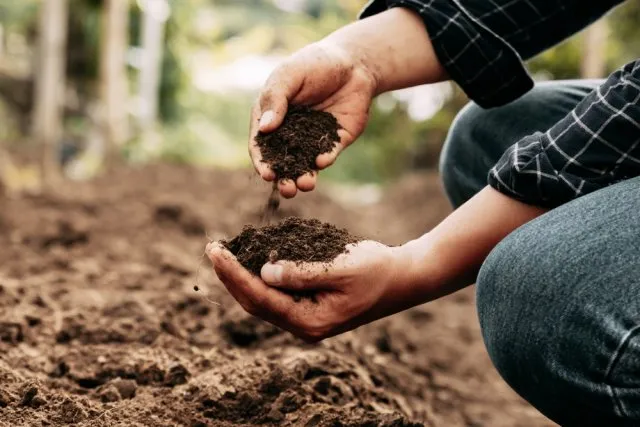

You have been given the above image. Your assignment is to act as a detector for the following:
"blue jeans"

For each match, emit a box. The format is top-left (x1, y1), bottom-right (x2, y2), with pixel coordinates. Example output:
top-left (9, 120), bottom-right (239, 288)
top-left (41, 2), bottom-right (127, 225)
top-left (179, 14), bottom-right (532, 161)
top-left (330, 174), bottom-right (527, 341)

top-left (441, 80), bottom-right (640, 427)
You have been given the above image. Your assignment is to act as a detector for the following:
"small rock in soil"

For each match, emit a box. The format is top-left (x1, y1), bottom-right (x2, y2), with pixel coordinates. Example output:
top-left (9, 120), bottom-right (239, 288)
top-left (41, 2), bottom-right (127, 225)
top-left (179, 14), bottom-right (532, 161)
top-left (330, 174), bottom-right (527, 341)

top-left (97, 384), bottom-right (121, 403)
top-left (111, 378), bottom-right (137, 399)
top-left (57, 398), bottom-right (88, 423)
top-left (165, 363), bottom-right (190, 386)
top-left (20, 384), bottom-right (37, 405)
top-left (137, 363), bottom-right (165, 385)
top-left (0, 321), bottom-right (24, 344)
top-left (0, 389), bottom-right (11, 407)
top-left (255, 105), bottom-right (340, 181)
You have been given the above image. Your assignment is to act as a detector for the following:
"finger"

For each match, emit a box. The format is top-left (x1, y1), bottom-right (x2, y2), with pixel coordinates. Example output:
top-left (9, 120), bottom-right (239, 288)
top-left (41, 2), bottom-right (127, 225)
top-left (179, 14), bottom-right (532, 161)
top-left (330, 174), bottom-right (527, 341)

top-left (248, 145), bottom-right (275, 181)
top-left (206, 242), bottom-right (295, 317)
top-left (278, 179), bottom-right (297, 199)
top-left (208, 245), bottom-right (328, 341)
top-left (316, 129), bottom-right (349, 169)
top-left (316, 145), bottom-right (342, 170)
top-left (296, 172), bottom-right (317, 192)
top-left (249, 105), bottom-right (276, 181)
top-left (258, 64), bottom-right (301, 133)
top-left (261, 260), bottom-right (340, 291)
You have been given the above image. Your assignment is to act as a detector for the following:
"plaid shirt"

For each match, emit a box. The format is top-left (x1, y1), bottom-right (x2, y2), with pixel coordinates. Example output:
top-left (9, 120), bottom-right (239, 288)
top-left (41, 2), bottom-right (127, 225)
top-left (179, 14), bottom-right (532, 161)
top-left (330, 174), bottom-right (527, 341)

top-left (361, 0), bottom-right (640, 208)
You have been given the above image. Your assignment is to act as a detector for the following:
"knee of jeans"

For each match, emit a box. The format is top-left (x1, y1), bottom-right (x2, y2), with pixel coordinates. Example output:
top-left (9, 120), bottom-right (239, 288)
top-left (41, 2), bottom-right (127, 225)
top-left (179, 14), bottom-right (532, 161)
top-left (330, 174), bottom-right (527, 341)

top-left (476, 226), bottom-right (633, 425)
top-left (476, 230), bottom-right (556, 399)
top-left (439, 102), bottom-right (487, 207)
top-left (476, 236), bottom-right (524, 383)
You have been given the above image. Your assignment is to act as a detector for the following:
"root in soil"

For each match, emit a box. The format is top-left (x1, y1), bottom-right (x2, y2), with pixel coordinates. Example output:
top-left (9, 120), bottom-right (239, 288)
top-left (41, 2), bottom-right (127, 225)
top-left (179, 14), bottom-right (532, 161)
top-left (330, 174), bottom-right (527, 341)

top-left (221, 217), bottom-right (358, 277)
top-left (255, 105), bottom-right (340, 181)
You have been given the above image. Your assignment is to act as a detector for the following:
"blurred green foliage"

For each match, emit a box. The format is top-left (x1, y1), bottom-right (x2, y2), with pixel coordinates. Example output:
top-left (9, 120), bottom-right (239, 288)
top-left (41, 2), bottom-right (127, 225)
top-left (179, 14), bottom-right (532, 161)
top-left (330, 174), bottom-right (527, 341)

top-left (156, 0), bottom-right (640, 184)
top-left (1, 0), bottom-right (639, 183)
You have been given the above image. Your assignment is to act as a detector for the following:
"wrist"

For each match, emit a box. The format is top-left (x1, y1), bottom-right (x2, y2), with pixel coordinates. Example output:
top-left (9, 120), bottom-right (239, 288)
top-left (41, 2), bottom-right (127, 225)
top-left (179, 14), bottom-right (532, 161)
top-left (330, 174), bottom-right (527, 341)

top-left (315, 37), bottom-right (381, 97)
top-left (324, 8), bottom-right (447, 95)
top-left (384, 239), bottom-right (439, 307)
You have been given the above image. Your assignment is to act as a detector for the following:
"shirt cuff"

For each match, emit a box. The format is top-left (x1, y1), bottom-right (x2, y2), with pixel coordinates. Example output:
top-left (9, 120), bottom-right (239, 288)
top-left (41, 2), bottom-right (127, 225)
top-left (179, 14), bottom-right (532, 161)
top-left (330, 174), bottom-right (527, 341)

top-left (360, 0), bottom-right (533, 108)
top-left (487, 133), bottom-right (614, 208)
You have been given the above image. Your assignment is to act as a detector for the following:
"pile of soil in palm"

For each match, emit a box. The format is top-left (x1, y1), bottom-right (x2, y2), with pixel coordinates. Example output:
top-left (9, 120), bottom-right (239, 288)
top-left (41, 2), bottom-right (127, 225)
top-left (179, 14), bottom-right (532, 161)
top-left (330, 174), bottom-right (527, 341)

top-left (255, 105), bottom-right (340, 181)
top-left (221, 217), bottom-right (358, 277)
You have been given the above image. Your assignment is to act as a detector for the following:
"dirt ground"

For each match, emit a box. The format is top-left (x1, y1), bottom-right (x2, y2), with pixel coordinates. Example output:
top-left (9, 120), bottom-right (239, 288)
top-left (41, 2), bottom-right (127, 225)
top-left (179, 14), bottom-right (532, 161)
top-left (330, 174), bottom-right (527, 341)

top-left (0, 164), bottom-right (555, 426)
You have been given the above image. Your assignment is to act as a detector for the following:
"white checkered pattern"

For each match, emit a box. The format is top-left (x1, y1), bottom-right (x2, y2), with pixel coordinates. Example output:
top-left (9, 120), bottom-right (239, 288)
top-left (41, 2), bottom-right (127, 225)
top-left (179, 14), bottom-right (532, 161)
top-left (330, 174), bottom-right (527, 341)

top-left (489, 62), bottom-right (640, 207)
top-left (361, 0), bottom-right (638, 207)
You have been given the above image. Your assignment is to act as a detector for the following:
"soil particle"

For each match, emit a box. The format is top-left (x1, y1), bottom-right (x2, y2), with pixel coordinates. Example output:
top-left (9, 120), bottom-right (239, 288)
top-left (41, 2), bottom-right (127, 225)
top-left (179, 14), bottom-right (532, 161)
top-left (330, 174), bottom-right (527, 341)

top-left (49, 361), bottom-right (70, 378)
top-left (0, 388), bottom-right (11, 407)
top-left (20, 383), bottom-right (42, 407)
top-left (165, 362), bottom-right (190, 386)
top-left (40, 219), bottom-right (89, 249)
top-left (154, 201), bottom-right (205, 236)
top-left (110, 378), bottom-right (137, 399)
top-left (261, 182), bottom-right (282, 225)
top-left (57, 397), bottom-right (88, 424)
top-left (255, 105), bottom-right (340, 181)
top-left (97, 384), bottom-right (121, 402)
top-left (0, 321), bottom-right (23, 344)
top-left (137, 363), bottom-right (165, 385)
top-left (221, 312), bottom-right (282, 347)
top-left (222, 217), bottom-right (358, 277)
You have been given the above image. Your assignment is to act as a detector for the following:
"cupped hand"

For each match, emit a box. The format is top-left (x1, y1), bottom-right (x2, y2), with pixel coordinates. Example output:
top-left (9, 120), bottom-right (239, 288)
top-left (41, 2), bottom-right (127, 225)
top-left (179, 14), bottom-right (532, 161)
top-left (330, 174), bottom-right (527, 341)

top-left (249, 42), bottom-right (378, 198)
top-left (206, 240), bottom-right (413, 342)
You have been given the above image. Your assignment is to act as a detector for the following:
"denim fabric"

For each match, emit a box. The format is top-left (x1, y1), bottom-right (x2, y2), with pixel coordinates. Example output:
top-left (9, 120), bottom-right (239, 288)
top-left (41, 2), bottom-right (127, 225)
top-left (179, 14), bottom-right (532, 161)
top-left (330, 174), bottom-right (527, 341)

top-left (440, 80), bottom-right (640, 426)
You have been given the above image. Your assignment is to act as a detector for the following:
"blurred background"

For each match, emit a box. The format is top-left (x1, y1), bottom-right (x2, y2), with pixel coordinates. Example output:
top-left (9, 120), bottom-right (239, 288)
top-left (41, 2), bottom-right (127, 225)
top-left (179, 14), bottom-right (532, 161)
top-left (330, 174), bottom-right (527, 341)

top-left (0, 0), bottom-right (639, 194)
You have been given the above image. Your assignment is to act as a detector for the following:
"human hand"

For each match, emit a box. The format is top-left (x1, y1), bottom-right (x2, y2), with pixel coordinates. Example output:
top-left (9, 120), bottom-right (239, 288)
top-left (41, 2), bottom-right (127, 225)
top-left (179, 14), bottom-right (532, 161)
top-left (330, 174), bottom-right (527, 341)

top-left (249, 42), bottom-right (378, 198)
top-left (206, 240), bottom-right (416, 342)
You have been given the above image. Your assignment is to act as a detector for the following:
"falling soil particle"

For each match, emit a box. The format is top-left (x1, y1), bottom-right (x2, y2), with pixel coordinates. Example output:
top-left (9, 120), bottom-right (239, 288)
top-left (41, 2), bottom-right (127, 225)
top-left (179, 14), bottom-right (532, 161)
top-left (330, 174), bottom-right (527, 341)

top-left (255, 105), bottom-right (340, 181)
top-left (222, 217), bottom-right (358, 278)
top-left (261, 182), bottom-right (282, 225)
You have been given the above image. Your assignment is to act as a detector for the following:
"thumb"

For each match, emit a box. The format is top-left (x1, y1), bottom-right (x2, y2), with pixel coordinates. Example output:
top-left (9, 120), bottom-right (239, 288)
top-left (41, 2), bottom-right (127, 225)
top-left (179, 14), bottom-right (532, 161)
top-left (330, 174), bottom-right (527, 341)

top-left (257, 64), bottom-right (302, 133)
top-left (258, 88), bottom-right (288, 133)
top-left (261, 261), bottom-right (335, 290)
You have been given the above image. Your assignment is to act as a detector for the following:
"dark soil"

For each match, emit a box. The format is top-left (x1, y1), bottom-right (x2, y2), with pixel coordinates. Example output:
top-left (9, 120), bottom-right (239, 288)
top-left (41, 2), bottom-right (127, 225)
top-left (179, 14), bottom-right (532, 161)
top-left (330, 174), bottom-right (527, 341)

top-left (255, 105), bottom-right (340, 181)
top-left (222, 217), bottom-right (358, 277)
top-left (0, 164), bottom-right (554, 427)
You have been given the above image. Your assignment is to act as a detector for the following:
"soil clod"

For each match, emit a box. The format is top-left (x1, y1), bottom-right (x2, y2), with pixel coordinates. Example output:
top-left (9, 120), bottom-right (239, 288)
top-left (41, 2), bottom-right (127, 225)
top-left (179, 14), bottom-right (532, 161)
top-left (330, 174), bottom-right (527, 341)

top-left (255, 105), bottom-right (340, 181)
top-left (221, 217), bottom-right (358, 277)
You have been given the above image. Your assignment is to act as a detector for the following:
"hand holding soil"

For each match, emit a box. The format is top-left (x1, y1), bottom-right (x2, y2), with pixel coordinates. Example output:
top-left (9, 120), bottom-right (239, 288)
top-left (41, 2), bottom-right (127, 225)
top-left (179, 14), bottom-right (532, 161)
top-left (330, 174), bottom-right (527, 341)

top-left (249, 42), bottom-right (378, 198)
top-left (206, 218), bottom-right (414, 342)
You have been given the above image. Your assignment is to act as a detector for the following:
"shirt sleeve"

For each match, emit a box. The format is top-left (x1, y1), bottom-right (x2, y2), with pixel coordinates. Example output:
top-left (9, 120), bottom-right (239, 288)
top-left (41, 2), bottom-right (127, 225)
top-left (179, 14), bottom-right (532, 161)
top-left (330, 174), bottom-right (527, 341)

top-left (360, 0), bottom-right (624, 108)
top-left (488, 60), bottom-right (640, 208)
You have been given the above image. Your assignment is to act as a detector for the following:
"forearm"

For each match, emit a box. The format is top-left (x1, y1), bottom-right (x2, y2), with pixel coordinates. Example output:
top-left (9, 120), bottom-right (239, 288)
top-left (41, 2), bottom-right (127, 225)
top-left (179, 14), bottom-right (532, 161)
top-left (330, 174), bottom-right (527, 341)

top-left (396, 187), bottom-right (547, 302)
top-left (320, 8), bottom-right (447, 95)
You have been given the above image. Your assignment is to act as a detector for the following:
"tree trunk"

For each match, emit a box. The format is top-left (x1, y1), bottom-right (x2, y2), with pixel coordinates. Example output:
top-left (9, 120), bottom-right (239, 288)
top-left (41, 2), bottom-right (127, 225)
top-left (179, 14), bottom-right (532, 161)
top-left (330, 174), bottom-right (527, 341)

top-left (138, 0), bottom-right (169, 148)
top-left (32, 0), bottom-right (69, 189)
top-left (581, 20), bottom-right (608, 79)
top-left (100, 0), bottom-right (130, 170)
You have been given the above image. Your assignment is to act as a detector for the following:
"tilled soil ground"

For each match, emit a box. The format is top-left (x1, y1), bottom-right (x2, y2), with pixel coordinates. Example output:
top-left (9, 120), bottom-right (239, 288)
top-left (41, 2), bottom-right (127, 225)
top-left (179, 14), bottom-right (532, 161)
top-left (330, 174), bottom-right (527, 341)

top-left (0, 164), bottom-right (554, 427)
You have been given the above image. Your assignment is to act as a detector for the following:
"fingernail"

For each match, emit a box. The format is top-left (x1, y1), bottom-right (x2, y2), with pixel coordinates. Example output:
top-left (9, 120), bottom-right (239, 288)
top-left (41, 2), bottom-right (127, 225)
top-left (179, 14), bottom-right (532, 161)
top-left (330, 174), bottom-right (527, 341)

top-left (259, 111), bottom-right (275, 130)
top-left (262, 263), bottom-right (283, 284)
top-left (205, 242), bottom-right (215, 255)
top-left (205, 242), bottom-right (221, 257)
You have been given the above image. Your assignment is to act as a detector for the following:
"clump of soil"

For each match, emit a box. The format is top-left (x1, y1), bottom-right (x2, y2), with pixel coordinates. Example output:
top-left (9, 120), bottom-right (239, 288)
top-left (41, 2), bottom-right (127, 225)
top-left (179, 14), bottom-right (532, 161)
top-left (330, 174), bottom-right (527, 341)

top-left (255, 105), bottom-right (340, 181)
top-left (221, 217), bottom-right (358, 277)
